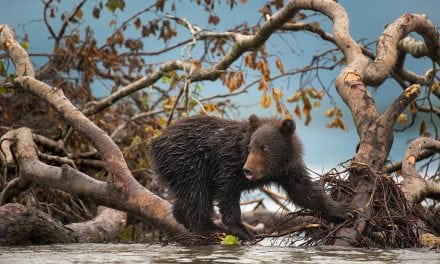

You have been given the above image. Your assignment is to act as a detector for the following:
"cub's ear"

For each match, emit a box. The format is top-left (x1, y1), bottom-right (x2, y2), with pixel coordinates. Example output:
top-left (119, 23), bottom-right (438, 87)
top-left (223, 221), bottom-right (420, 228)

top-left (249, 114), bottom-right (261, 132)
top-left (280, 118), bottom-right (296, 136)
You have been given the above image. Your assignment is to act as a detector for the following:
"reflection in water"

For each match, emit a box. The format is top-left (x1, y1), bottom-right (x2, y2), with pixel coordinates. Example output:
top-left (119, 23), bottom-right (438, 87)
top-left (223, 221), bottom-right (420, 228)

top-left (0, 243), bottom-right (438, 264)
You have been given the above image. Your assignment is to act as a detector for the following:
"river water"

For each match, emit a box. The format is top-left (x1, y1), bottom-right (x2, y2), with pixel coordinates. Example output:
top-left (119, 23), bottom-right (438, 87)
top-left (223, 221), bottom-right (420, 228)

top-left (0, 243), bottom-right (438, 264)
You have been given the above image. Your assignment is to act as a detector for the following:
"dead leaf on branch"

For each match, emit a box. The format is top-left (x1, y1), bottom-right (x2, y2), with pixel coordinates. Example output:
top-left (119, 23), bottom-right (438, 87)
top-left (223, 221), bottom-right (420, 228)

top-left (260, 91), bottom-right (272, 109)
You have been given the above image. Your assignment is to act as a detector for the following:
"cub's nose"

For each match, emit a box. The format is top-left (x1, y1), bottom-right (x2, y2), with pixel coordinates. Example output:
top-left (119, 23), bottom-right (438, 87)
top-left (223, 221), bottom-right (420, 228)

top-left (243, 168), bottom-right (253, 176)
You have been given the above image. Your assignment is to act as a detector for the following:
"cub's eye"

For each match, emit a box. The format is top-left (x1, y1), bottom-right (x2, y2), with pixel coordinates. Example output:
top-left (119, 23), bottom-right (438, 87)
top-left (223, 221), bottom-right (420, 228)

top-left (260, 144), bottom-right (268, 152)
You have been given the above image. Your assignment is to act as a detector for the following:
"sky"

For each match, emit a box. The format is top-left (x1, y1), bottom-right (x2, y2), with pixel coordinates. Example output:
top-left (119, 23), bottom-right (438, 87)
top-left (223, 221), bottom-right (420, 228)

top-left (1, 0), bottom-right (439, 173)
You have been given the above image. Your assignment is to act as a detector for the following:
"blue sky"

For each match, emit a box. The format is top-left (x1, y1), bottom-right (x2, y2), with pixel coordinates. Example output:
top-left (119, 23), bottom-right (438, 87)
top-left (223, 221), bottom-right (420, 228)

top-left (1, 0), bottom-right (439, 172)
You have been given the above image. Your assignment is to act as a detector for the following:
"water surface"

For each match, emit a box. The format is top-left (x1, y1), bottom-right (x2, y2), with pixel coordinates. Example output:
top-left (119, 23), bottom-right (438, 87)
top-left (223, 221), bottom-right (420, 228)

top-left (0, 243), bottom-right (438, 263)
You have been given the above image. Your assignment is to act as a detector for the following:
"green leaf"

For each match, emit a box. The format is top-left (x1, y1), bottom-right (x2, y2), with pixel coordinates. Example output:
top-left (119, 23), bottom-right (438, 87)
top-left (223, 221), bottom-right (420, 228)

top-left (0, 87), bottom-right (8, 95)
top-left (20, 41), bottom-right (30, 50)
top-left (221, 235), bottom-right (240, 245)
top-left (141, 94), bottom-right (149, 107)
top-left (106, 0), bottom-right (125, 13)
top-left (161, 75), bottom-right (171, 84)
top-left (194, 83), bottom-right (202, 92)
top-left (129, 135), bottom-right (141, 148)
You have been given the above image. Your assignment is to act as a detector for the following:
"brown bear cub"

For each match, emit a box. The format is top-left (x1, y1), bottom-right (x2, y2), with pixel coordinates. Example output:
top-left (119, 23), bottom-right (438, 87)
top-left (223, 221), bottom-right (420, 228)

top-left (150, 115), bottom-right (354, 241)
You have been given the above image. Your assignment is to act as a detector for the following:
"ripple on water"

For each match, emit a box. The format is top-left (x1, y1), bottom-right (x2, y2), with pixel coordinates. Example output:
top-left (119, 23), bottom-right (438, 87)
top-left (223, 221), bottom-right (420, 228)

top-left (0, 243), bottom-right (439, 264)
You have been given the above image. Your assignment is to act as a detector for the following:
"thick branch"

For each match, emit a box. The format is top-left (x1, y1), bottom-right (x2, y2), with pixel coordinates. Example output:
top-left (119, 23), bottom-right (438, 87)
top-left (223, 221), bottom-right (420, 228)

top-left (401, 137), bottom-right (440, 203)
top-left (0, 24), bottom-right (34, 77)
top-left (379, 84), bottom-right (421, 132)
top-left (0, 203), bottom-right (126, 245)
top-left (67, 206), bottom-right (127, 243)
top-left (399, 36), bottom-right (440, 63)
top-left (364, 14), bottom-right (439, 87)
top-left (12, 77), bottom-right (185, 236)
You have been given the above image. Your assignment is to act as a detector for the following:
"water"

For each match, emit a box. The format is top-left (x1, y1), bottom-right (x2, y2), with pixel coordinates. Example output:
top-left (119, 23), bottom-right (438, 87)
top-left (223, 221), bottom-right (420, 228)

top-left (0, 243), bottom-right (438, 264)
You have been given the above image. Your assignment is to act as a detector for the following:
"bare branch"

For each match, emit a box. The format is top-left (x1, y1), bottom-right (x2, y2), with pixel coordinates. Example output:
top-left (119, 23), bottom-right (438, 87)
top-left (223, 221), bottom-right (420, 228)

top-left (82, 60), bottom-right (188, 116)
top-left (12, 75), bottom-right (185, 235)
top-left (379, 84), bottom-right (421, 131)
top-left (364, 14), bottom-right (439, 87)
top-left (0, 24), bottom-right (34, 77)
top-left (8, 126), bottom-right (184, 236)
top-left (56, 0), bottom-right (88, 43)
top-left (399, 36), bottom-right (440, 63)
top-left (401, 137), bottom-right (440, 203)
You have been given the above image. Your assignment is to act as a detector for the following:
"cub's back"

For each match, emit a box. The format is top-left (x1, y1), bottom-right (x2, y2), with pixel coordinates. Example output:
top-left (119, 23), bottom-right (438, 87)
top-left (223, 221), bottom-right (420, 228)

top-left (149, 115), bottom-right (250, 183)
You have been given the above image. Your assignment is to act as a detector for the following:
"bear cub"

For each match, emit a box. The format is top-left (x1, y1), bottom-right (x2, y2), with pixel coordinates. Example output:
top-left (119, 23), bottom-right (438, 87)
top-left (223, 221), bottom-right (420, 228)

top-left (150, 115), bottom-right (354, 241)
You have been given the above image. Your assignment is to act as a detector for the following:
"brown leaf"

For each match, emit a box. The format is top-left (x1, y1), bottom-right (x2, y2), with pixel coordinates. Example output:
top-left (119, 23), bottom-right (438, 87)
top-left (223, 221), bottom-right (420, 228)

top-left (409, 102), bottom-right (418, 114)
top-left (134, 18), bottom-right (141, 29)
top-left (305, 111), bottom-right (312, 126)
top-left (294, 105), bottom-right (302, 119)
top-left (275, 58), bottom-right (285, 74)
top-left (272, 88), bottom-right (283, 113)
top-left (208, 15), bottom-right (220, 25)
top-left (258, 78), bottom-right (268, 91)
top-left (109, 19), bottom-right (116, 27)
top-left (155, 0), bottom-right (165, 11)
top-left (92, 7), bottom-right (100, 19)
top-left (302, 96), bottom-right (312, 115)
top-left (257, 60), bottom-right (270, 80)
top-left (244, 52), bottom-right (256, 69)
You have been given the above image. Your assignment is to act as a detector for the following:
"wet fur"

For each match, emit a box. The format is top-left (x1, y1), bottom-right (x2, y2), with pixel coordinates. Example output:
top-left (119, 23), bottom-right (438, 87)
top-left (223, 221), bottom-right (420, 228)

top-left (150, 115), bottom-right (353, 241)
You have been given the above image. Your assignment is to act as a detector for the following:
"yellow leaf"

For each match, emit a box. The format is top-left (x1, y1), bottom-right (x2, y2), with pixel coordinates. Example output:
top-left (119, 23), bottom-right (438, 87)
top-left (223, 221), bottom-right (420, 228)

top-left (396, 113), bottom-right (408, 125)
top-left (313, 101), bottom-right (320, 107)
top-left (308, 88), bottom-right (320, 99)
top-left (162, 96), bottom-right (176, 111)
top-left (272, 88), bottom-right (283, 113)
top-left (287, 91), bottom-right (301, 103)
top-left (144, 126), bottom-right (154, 134)
top-left (430, 82), bottom-right (440, 93)
top-left (272, 88), bottom-right (282, 100)
top-left (325, 107), bottom-right (335, 118)
top-left (260, 91), bottom-right (272, 109)
top-left (75, 8), bottom-right (83, 20)
top-left (157, 116), bottom-right (168, 128)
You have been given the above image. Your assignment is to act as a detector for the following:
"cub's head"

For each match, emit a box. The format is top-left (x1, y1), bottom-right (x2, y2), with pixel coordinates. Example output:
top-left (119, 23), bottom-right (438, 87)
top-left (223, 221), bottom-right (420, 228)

top-left (243, 114), bottom-right (300, 181)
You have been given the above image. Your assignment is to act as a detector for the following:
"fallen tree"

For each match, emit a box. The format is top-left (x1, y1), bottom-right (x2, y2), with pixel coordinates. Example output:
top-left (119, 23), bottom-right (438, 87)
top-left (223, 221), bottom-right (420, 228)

top-left (0, 0), bottom-right (439, 247)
